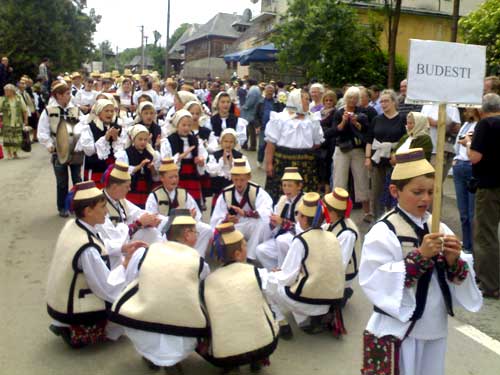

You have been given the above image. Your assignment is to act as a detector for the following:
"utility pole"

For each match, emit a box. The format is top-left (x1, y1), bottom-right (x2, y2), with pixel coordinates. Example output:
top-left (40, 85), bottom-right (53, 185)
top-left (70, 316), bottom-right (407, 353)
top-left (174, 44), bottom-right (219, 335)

top-left (164, 0), bottom-right (171, 78)
top-left (140, 25), bottom-right (145, 72)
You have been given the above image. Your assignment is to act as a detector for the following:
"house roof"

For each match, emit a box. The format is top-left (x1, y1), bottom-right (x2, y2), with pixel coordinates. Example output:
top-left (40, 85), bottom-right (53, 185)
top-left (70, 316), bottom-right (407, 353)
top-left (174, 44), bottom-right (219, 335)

top-left (181, 13), bottom-right (243, 45)
top-left (127, 55), bottom-right (154, 67)
top-left (169, 24), bottom-right (201, 54)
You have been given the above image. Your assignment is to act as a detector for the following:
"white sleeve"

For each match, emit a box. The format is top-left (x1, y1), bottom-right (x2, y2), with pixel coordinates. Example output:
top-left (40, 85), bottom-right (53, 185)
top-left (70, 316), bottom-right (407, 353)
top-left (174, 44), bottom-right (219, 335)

top-left (196, 141), bottom-right (207, 175)
top-left (160, 138), bottom-right (173, 159)
top-left (145, 193), bottom-right (159, 214)
top-left (204, 118), bottom-right (213, 131)
top-left (115, 150), bottom-right (134, 174)
top-left (206, 155), bottom-right (222, 177)
top-left (94, 134), bottom-right (112, 159)
top-left (337, 230), bottom-right (357, 270)
top-left (264, 112), bottom-right (282, 144)
top-left (210, 195), bottom-right (228, 228)
top-left (206, 131), bottom-right (219, 154)
top-left (186, 193), bottom-right (202, 221)
top-left (79, 246), bottom-right (125, 303)
top-left (96, 218), bottom-right (128, 260)
top-left (359, 222), bottom-right (415, 322)
top-left (236, 118), bottom-right (248, 145)
top-left (124, 199), bottom-right (146, 223)
top-left (274, 238), bottom-right (305, 286)
top-left (110, 128), bottom-right (129, 154)
top-left (74, 91), bottom-right (82, 107)
top-left (37, 110), bottom-right (54, 150)
top-left (107, 247), bottom-right (147, 287)
top-left (447, 106), bottom-right (461, 124)
top-left (255, 189), bottom-right (273, 222)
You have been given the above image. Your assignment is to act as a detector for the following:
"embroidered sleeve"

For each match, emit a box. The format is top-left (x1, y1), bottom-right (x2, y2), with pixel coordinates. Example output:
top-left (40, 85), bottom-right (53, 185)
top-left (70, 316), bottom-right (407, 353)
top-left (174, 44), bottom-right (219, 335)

top-left (245, 210), bottom-right (260, 219)
top-left (446, 257), bottom-right (469, 284)
top-left (404, 249), bottom-right (434, 288)
top-left (281, 218), bottom-right (294, 231)
top-left (128, 220), bottom-right (142, 237)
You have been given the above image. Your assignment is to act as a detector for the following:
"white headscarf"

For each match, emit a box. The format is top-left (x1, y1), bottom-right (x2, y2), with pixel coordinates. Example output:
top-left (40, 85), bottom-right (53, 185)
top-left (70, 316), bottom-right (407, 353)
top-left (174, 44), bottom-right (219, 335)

top-left (128, 124), bottom-right (157, 159)
top-left (184, 100), bottom-right (208, 125)
top-left (407, 112), bottom-right (430, 139)
top-left (176, 91), bottom-right (198, 106)
top-left (134, 101), bottom-right (156, 124)
top-left (286, 88), bottom-right (308, 117)
top-left (88, 99), bottom-right (115, 130)
top-left (171, 109), bottom-right (193, 130)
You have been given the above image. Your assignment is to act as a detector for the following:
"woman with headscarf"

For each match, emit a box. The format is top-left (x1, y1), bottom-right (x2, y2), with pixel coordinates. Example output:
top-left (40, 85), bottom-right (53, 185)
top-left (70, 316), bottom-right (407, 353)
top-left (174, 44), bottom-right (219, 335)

top-left (393, 111), bottom-right (433, 160)
top-left (162, 90), bottom-right (199, 137)
top-left (115, 124), bottom-right (161, 208)
top-left (163, 110), bottom-right (207, 208)
top-left (264, 88), bottom-right (324, 202)
top-left (0, 83), bottom-right (27, 159)
top-left (76, 99), bottom-right (127, 188)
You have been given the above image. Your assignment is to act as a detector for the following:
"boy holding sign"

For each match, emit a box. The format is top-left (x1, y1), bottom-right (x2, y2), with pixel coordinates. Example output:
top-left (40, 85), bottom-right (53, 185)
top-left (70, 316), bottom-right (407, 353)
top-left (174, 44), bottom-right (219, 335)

top-left (359, 148), bottom-right (482, 375)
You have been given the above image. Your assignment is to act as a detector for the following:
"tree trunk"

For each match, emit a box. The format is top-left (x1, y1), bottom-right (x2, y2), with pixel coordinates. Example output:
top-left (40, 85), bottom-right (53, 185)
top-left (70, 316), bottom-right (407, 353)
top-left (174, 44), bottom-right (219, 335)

top-left (451, 0), bottom-right (460, 42)
top-left (387, 0), bottom-right (402, 89)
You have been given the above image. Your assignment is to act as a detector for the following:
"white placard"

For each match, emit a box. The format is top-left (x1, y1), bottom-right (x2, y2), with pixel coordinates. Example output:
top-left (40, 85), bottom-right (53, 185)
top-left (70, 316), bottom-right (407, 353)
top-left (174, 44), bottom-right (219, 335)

top-left (406, 39), bottom-right (486, 105)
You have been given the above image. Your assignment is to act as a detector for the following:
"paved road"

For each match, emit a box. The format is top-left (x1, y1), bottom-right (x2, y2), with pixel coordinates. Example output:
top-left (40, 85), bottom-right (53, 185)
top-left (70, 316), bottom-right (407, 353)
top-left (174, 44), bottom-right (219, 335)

top-left (1, 144), bottom-right (499, 375)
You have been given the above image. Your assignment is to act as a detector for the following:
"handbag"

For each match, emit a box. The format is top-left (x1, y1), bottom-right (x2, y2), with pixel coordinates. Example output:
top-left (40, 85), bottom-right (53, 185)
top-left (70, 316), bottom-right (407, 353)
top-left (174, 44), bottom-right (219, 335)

top-left (337, 139), bottom-right (354, 153)
top-left (21, 130), bottom-right (32, 152)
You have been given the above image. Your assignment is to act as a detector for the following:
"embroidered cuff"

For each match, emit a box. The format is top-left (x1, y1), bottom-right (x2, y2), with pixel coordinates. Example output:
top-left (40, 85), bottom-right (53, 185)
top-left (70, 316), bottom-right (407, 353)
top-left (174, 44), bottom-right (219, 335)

top-left (245, 210), bottom-right (260, 219)
top-left (446, 258), bottom-right (469, 284)
top-left (281, 219), bottom-right (294, 231)
top-left (404, 250), bottom-right (434, 288)
top-left (128, 220), bottom-right (142, 237)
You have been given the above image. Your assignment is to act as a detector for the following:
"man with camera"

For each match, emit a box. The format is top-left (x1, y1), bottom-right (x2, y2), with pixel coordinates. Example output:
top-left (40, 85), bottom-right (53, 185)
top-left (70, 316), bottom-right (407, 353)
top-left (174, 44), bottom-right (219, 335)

top-left (465, 93), bottom-right (500, 299)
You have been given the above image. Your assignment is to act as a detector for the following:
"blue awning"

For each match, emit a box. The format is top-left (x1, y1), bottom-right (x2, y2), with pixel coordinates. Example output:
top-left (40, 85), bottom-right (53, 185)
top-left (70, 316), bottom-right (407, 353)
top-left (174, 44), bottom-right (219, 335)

top-left (224, 43), bottom-right (277, 66)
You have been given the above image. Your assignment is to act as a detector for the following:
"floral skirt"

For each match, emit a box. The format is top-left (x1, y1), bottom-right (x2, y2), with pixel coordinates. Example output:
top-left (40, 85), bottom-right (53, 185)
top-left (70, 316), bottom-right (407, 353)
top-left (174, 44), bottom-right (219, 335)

top-left (3, 124), bottom-right (23, 151)
top-left (361, 330), bottom-right (401, 375)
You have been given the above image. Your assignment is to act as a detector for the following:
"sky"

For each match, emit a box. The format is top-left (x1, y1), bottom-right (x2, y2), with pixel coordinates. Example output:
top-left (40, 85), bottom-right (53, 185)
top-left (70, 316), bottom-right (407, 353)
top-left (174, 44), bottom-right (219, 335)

top-left (85, 0), bottom-right (261, 52)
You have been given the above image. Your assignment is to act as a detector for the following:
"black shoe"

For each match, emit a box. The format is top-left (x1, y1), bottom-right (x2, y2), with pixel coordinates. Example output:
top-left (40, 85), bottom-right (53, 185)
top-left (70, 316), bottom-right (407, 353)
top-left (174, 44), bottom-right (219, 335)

top-left (49, 324), bottom-right (86, 349)
top-left (302, 315), bottom-right (326, 335)
top-left (279, 324), bottom-right (293, 340)
top-left (58, 210), bottom-right (69, 218)
top-left (342, 287), bottom-right (354, 307)
top-left (250, 361), bottom-right (262, 373)
top-left (142, 356), bottom-right (161, 371)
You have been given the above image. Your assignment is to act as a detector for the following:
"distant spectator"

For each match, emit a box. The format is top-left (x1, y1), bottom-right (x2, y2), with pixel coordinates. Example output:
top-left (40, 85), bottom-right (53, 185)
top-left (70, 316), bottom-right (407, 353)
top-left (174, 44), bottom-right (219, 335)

top-left (309, 83), bottom-right (325, 113)
top-left (240, 79), bottom-right (261, 151)
top-left (0, 56), bottom-right (14, 96)
top-left (359, 87), bottom-right (378, 125)
top-left (484, 76), bottom-right (500, 95)
top-left (397, 78), bottom-right (422, 118)
top-left (368, 84), bottom-right (382, 114)
top-left (467, 93), bottom-right (500, 299)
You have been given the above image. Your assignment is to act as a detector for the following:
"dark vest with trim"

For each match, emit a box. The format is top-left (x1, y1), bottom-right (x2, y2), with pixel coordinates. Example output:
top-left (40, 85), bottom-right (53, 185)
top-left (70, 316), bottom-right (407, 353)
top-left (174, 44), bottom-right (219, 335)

top-left (201, 262), bottom-right (278, 367)
top-left (222, 182), bottom-right (260, 215)
top-left (210, 114), bottom-right (238, 137)
top-left (46, 219), bottom-right (109, 325)
top-left (196, 127), bottom-right (212, 142)
top-left (285, 228), bottom-right (345, 305)
top-left (126, 146), bottom-right (154, 192)
top-left (85, 120), bottom-right (116, 172)
top-left (326, 218), bottom-right (361, 281)
top-left (373, 208), bottom-right (454, 322)
top-left (167, 133), bottom-right (199, 159)
top-left (105, 192), bottom-right (129, 225)
top-left (274, 193), bottom-right (303, 236)
top-left (109, 242), bottom-right (208, 337)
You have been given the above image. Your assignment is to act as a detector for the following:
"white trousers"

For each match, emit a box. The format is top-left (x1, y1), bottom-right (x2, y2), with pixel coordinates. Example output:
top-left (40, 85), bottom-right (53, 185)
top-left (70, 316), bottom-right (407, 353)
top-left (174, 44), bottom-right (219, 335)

top-left (400, 336), bottom-right (447, 375)
top-left (195, 222), bottom-right (212, 258)
top-left (256, 232), bottom-right (294, 270)
top-left (235, 218), bottom-right (272, 260)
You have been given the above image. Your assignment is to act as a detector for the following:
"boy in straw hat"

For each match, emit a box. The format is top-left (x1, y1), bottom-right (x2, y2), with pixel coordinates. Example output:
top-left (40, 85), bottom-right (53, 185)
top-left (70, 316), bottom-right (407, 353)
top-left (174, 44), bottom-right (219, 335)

top-left (146, 157), bottom-right (212, 257)
top-left (256, 167), bottom-right (304, 270)
top-left (46, 181), bottom-right (146, 348)
top-left (97, 162), bottom-right (165, 268)
top-left (359, 148), bottom-right (482, 375)
top-left (70, 72), bottom-right (83, 97)
top-left (210, 158), bottom-right (273, 262)
top-left (266, 192), bottom-right (345, 339)
top-left (109, 209), bottom-right (209, 372)
top-left (322, 187), bottom-right (360, 305)
top-left (199, 222), bottom-right (278, 373)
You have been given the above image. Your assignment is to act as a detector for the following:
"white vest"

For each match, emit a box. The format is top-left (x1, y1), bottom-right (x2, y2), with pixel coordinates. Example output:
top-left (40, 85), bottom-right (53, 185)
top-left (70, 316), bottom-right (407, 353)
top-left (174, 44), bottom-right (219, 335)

top-left (202, 263), bottom-right (278, 365)
top-left (46, 219), bottom-right (109, 324)
top-left (151, 187), bottom-right (188, 216)
top-left (326, 218), bottom-right (361, 281)
top-left (47, 106), bottom-right (80, 138)
top-left (286, 229), bottom-right (345, 304)
top-left (109, 241), bottom-right (208, 337)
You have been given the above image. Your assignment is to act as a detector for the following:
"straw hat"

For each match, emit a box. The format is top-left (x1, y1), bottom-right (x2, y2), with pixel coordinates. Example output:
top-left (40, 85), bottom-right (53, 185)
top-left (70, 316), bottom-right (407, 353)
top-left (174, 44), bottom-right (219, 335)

top-left (71, 71), bottom-right (82, 79)
top-left (281, 167), bottom-right (303, 181)
top-left (168, 208), bottom-right (197, 227)
top-left (231, 158), bottom-right (251, 175)
top-left (90, 71), bottom-right (101, 78)
top-left (323, 187), bottom-right (349, 211)
top-left (63, 75), bottom-right (71, 83)
top-left (297, 192), bottom-right (321, 217)
top-left (391, 148), bottom-right (435, 181)
top-left (73, 181), bottom-right (103, 201)
top-left (216, 222), bottom-right (244, 245)
top-left (110, 162), bottom-right (131, 181)
top-left (132, 73), bottom-right (141, 81)
top-left (159, 157), bottom-right (179, 173)
top-left (111, 70), bottom-right (120, 78)
top-left (123, 69), bottom-right (133, 77)
top-left (142, 69), bottom-right (150, 75)
top-left (102, 72), bottom-right (112, 79)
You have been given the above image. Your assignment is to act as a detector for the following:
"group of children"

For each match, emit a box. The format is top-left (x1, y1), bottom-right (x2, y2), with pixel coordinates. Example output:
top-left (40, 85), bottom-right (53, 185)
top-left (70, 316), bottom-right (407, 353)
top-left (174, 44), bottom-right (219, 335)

top-left (45, 94), bottom-right (483, 375)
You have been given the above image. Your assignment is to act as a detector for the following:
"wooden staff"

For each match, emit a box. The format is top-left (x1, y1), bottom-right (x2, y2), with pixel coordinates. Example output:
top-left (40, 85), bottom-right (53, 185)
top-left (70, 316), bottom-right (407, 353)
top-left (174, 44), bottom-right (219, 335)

top-left (431, 103), bottom-right (447, 232)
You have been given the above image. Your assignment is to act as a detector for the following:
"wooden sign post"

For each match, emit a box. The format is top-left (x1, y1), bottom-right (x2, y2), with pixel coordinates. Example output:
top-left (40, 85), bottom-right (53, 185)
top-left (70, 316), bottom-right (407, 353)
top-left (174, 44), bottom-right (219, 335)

top-left (406, 39), bottom-right (486, 232)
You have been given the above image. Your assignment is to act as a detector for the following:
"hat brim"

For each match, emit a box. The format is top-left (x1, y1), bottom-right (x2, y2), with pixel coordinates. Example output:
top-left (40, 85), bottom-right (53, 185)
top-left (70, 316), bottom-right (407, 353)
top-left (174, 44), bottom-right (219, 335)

top-left (281, 172), bottom-right (303, 181)
top-left (391, 159), bottom-right (435, 180)
top-left (74, 187), bottom-right (103, 201)
top-left (231, 166), bottom-right (251, 175)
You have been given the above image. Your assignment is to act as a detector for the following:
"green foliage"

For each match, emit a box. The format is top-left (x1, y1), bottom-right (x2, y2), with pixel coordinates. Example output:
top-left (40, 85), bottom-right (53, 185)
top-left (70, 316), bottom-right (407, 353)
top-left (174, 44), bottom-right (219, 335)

top-left (117, 45), bottom-right (167, 76)
top-left (0, 0), bottom-right (99, 78)
top-left (271, 0), bottom-right (402, 87)
top-left (459, 0), bottom-right (500, 75)
top-left (168, 23), bottom-right (191, 49)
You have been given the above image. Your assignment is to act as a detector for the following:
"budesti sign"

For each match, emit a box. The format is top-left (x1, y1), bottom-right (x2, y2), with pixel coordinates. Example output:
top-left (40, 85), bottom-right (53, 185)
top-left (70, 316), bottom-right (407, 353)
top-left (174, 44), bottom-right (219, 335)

top-left (406, 39), bottom-right (486, 105)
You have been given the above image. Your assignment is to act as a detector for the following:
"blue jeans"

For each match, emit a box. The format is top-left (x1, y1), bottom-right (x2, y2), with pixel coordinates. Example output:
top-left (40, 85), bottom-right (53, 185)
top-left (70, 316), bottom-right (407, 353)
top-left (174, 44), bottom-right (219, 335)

top-left (257, 128), bottom-right (266, 163)
top-left (52, 155), bottom-right (82, 211)
top-left (452, 160), bottom-right (475, 252)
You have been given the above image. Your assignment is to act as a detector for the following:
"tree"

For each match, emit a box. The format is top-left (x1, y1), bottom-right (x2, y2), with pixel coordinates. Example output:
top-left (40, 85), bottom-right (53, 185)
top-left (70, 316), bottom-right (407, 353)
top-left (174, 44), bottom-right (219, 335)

top-left (382, 0), bottom-right (402, 89)
top-left (271, 0), bottom-right (404, 87)
top-left (168, 23), bottom-right (191, 49)
top-left (0, 0), bottom-right (99, 78)
top-left (459, 0), bottom-right (500, 75)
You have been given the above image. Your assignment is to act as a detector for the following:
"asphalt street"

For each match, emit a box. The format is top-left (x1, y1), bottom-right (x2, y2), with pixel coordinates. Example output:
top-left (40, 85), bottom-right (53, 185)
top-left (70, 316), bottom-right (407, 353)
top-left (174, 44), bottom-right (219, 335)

top-left (1, 143), bottom-right (499, 375)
